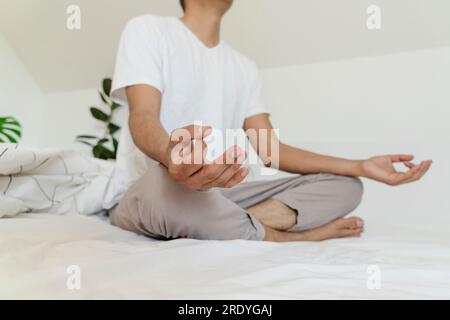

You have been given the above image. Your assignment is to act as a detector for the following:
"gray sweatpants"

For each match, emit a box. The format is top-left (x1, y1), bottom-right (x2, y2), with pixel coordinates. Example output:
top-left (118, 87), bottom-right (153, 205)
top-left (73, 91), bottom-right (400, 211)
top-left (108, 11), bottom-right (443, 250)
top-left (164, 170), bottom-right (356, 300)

top-left (109, 164), bottom-right (364, 241)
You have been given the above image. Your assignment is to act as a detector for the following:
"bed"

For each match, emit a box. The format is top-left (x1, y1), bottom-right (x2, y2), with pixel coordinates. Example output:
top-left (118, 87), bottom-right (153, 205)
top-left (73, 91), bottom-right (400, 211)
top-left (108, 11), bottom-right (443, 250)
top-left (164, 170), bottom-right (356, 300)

top-left (1, 143), bottom-right (449, 299)
top-left (1, 210), bottom-right (449, 299)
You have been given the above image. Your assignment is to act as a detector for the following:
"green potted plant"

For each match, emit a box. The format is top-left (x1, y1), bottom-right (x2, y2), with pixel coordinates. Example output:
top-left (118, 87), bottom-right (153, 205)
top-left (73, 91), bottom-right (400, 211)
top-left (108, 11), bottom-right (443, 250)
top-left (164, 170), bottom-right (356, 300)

top-left (76, 78), bottom-right (123, 160)
top-left (0, 116), bottom-right (22, 143)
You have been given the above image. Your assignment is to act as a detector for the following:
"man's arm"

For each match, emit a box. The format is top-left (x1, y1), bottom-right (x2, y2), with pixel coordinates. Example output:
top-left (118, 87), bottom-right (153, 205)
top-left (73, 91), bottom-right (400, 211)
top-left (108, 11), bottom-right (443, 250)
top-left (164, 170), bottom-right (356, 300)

top-left (244, 114), bottom-right (432, 186)
top-left (127, 85), bottom-right (171, 166)
top-left (126, 84), bottom-right (249, 190)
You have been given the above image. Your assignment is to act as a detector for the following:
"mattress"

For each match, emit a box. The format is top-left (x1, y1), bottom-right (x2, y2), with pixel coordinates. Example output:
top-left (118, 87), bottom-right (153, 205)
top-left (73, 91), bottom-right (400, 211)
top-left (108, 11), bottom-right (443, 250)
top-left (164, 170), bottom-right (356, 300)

top-left (1, 142), bottom-right (449, 299)
top-left (1, 211), bottom-right (449, 300)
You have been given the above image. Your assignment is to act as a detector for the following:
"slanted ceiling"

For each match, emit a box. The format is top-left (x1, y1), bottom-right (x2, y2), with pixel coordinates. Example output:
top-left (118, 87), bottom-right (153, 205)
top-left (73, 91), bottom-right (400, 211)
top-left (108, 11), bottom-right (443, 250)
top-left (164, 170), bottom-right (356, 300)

top-left (1, 0), bottom-right (449, 93)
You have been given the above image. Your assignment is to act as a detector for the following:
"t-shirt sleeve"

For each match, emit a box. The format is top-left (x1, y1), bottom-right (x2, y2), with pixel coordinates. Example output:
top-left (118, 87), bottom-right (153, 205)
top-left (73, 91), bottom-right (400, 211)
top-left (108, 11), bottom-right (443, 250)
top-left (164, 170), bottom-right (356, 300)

top-left (111, 17), bottom-right (164, 105)
top-left (245, 63), bottom-right (268, 119)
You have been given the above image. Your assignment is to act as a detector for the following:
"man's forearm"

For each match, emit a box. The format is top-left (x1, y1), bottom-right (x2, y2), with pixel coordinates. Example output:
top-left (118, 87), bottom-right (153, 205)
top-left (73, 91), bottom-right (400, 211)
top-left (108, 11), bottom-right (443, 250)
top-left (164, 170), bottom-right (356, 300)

top-left (125, 85), bottom-right (172, 167)
top-left (129, 113), bottom-right (170, 167)
top-left (246, 115), bottom-right (430, 184)
top-left (278, 143), bottom-right (364, 177)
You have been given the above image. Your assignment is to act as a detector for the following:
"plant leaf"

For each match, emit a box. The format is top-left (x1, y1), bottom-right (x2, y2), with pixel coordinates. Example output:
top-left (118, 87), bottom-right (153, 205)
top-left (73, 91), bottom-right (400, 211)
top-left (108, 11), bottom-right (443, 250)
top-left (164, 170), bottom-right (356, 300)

top-left (0, 117), bottom-right (21, 127)
top-left (0, 117), bottom-right (22, 143)
top-left (99, 91), bottom-right (110, 104)
top-left (77, 140), bottom-right (94, 147)
top-left (111, 103), bottom-right (122, 111)
top-left (1, 121), bottom-right (21, 128)
top-left (90, 107), bottom-right (110, 122)
top-left (108, 123), bottom-right (120, 135)
top-left (2, 127), bottom-right (22, 138)
top-left (93, 144), bottom-right (115, 160)
top-left (98, 138), bottom-right (109, 145)
top-left (76, 135), bottom-right (98, 140)
top-left (112, 137), bottom-right (119, 154)
top-left (92, 145), bottom-right (103, 159)
top-left (0, 132), bottom-right (18, 143)
top-left (5, 118), bottom-right (21, 124)
top-left (102, 78), bottom-right (112, 97)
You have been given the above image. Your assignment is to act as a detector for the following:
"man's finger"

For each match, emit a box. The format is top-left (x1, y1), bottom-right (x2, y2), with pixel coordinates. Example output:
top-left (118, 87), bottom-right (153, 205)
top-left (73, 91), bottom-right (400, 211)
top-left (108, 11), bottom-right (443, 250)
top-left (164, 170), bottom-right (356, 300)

top-left (390, 154), bottom-right (415, 163)
top-left (225, 167), bottom-right (250, 188)
top-left (179, 141), bottom-right (207, 175)
top-left (180, 139), bottom-right (208, 165)
top-left (189, 145), bottom-right (246, 187)
top-left (195, 146), bottom-right (248, 189)
top-left (402, 161), bottom-right (425, 184)
top-left (200, 164), bottom-right (242, 190)
top-left (389, 165), bottom-right (421, 185)
top-left (189, 162), bottom-right (232, 187)
top-left (403, 160), bottom-right (432, 184)
top-left (418, 160), bottom-right (433, 179)
top-left (213, 145), bottom-right (247, 165)
top-left (169, 140), bottom-right (207, 180)
top-left (391, 160), bottom-right (432, 185)
top-left (169, 125), bottom-right (212, 148)
top-left (403, 161), bottom-right (416, 169)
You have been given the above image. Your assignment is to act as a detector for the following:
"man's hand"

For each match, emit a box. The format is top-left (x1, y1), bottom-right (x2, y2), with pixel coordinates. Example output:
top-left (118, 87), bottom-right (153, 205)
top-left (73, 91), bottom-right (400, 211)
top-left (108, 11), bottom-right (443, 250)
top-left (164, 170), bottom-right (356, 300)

top-left (163, 125), bottom-right (249, 191)
top-left (359, 155), bottom-right (433, 186)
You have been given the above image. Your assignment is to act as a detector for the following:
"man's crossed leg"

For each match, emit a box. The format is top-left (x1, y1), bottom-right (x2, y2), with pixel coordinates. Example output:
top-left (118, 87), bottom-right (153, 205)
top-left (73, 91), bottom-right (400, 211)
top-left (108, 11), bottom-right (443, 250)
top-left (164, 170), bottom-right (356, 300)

top-left (110, 164), bottom-right (364, 242)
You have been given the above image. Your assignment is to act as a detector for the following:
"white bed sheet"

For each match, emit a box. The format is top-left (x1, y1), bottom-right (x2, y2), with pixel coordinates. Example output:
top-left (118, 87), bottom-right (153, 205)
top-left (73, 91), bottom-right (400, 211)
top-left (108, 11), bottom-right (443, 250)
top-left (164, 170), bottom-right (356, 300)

top-left (1, 213), bottom-right (449, 300)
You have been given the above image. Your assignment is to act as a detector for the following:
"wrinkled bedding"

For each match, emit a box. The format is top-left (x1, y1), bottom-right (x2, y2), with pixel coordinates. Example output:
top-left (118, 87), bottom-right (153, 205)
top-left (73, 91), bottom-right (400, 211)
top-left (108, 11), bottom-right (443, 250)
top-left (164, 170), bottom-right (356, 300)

top-left (0, 213), bottom-right (449, 299)
top-left (0, 144), bottom-right (112, 218)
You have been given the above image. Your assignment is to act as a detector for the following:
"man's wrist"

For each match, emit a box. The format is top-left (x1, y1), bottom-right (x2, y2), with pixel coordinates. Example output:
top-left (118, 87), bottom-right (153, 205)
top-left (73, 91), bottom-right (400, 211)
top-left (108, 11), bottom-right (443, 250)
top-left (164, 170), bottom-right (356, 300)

top-left (348, 159), bottom-right (366, 177)
top-left (159, 139), bottom-right (172, 168)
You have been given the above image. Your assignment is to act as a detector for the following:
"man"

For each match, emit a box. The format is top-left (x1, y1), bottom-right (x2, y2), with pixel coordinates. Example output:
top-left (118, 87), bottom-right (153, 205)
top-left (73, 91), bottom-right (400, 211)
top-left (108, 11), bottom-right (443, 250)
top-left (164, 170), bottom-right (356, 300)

top-left (104, 0), bottom-right (432, 242)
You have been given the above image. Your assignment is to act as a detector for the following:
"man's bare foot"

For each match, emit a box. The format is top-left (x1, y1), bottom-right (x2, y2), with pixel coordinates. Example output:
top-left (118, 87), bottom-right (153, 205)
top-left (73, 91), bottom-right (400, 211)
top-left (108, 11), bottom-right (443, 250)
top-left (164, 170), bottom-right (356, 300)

top-left (247, 199), bottom-right (297, 231)
top-left (264, 217), bottom-right (365, 242)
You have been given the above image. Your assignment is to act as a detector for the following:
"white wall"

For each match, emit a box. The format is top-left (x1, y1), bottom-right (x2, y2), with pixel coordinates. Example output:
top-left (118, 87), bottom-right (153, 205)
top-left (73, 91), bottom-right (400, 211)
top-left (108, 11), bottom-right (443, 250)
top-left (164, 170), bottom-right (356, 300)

top-left (1, 31), bottom-right (123, 151)
top-left (3, 0), bottom-right (450, 93)
top-left (44, 88), bottom-right (127, 151)
top-left (0, 33), bottom-right (47, 147)
top-left (45, 89), bottom-right (103, 149)
top-left (261, 46), bottom-right (450, 144)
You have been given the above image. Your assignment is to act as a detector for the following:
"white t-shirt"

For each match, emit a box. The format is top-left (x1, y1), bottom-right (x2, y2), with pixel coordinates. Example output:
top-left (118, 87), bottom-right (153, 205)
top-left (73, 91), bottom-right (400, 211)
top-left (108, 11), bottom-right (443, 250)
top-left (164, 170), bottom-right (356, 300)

top-left (103, 15), bottom-right (266, 209)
